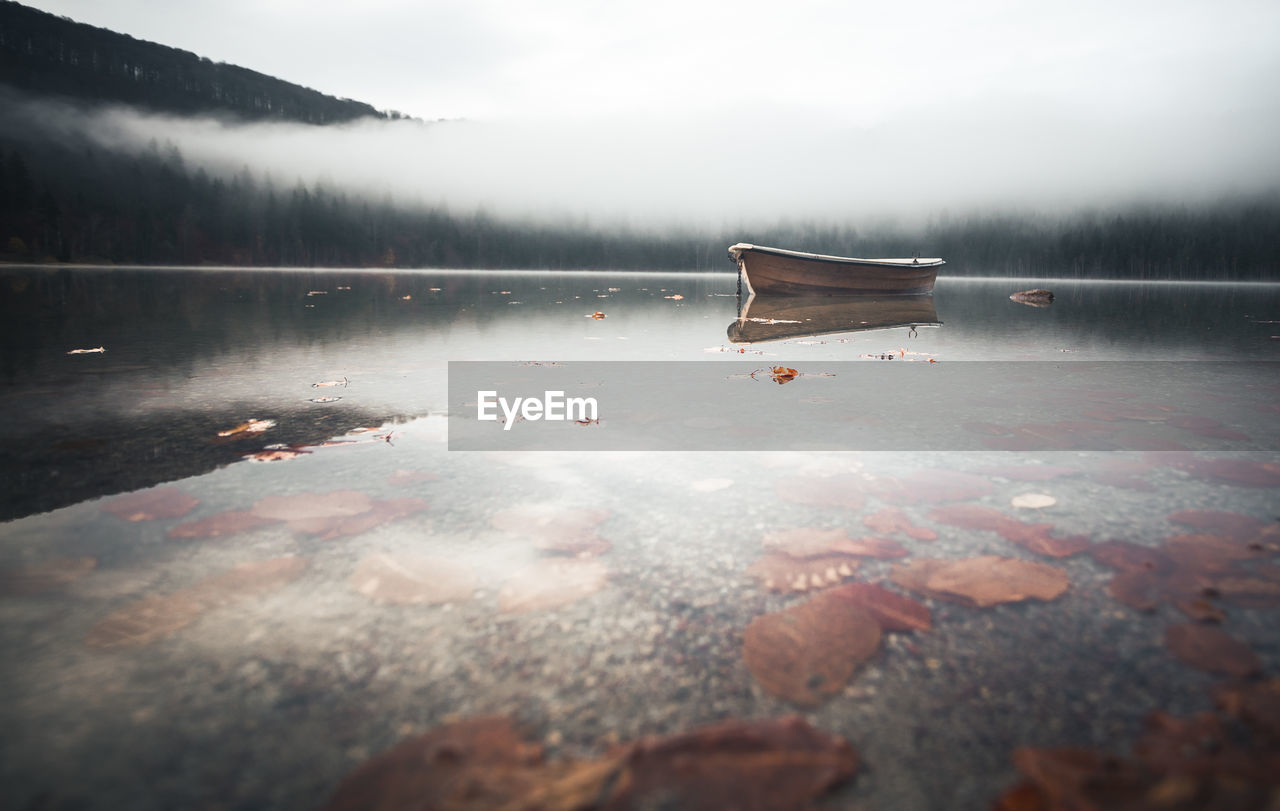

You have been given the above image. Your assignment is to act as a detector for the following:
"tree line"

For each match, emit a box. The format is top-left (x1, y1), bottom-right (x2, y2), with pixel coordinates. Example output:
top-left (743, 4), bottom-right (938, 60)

top-left (0, 1), bottom-right (399, 123)
top-left (2, 134), bottom-right (1278, 278)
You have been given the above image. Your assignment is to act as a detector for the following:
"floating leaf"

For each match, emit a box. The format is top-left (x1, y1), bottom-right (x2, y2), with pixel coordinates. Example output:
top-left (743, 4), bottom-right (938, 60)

top-left (312, 377), bottom-right (349, 388)
top-left (166, 510), bottom-right (278, 540)
top-left (892, 556), bottom-right (1070, 607)
top-left (770, 366), bottom-right (799, 384)
top-left (587, 311), bottom-right (605, 319)
top-left (747, 552), bottom-right (859, 593)
top-left (244, 447), bottom-right (312, 462)
top-left (251, 490), bottom-right (373, 522)
top-left (829, 582), bottom-right (932, 632)
top-left (85, 557), bottom-right (306, 648)
top-left (216, 418), bottom-right (275, 438)
top-left (1164, 623), bottom-right (1261, 676)
top-left (0, 557), bottom-right (97, 596)
top-left (349, 554), bottom-right (476, 605)
top-left (774, 475), bottom-right (866, 509)
top-left (742, 589), bottom-right (881, 706)
top-left (497, 559), bottom-right (608, 613)
top-left (1010, 493), bottom-right (1056, 509)
top-left (102, 487), bottom-right (199, 522)
top-left (861, 507), bottom-right (937, 540)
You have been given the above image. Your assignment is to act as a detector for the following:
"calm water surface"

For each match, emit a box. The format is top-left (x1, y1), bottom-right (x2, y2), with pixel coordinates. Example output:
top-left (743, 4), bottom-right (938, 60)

top-left (1, 266), bottom-right (1278, 809)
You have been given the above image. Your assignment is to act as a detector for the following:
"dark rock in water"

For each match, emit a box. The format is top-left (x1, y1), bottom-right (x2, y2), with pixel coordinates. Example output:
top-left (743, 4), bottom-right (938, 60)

top-left (1009, 289), bottom-right (1055, 307)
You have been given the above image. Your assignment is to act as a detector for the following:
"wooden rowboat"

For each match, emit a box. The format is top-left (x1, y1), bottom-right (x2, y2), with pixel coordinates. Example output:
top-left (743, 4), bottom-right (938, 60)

top-left (728, 243), bottom-right (943, 295)
top-left (728, 294), bottom-right (941, 344)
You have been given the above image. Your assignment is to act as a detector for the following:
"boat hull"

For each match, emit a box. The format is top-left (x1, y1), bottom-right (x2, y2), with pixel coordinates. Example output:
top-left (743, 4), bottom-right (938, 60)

top-left (730, 244), bottom-right (942, 295)
top-left (728, 294), bottom-right (941, 344)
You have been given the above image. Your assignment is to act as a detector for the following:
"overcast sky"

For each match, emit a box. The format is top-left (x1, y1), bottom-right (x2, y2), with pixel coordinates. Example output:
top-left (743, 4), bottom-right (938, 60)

top-left (16, 0), bottom-right (1280, 223)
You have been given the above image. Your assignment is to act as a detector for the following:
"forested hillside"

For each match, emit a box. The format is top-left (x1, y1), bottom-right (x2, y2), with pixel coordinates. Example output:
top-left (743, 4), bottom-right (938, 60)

top-left (1, 2), bottom-right (1277, 277)
top-left (0, 1), bottom-right (395, 123)
top-left (3, 127), bottom-right (1276, 277)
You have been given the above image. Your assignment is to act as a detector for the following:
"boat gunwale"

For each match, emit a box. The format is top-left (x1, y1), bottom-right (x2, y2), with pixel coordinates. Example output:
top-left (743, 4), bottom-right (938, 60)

top-left (728, 242), bottom-right (945, 268)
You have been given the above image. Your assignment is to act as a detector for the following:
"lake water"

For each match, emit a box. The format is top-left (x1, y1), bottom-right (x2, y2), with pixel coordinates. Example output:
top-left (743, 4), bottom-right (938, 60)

top-left (2, 266), bottom-right (1279, 809)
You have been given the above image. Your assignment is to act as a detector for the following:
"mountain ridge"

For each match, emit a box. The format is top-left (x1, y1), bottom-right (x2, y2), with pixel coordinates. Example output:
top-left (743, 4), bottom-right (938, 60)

top-left (0, 0), bottom-right (408, 124)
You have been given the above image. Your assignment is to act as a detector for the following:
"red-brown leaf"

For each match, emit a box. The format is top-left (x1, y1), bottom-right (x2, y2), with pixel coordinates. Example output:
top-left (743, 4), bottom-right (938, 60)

top-left (747, 552), bottom-right (859, 593)
top-left (1088, 540), bottom-right (1172, 573)
top-left (349, 554), bottom-right (476, 605)
top-left (85, 557), bottom-right (306, 648)
top-left (102, 487), bottom-right (199, 521)
top-left (742, 589), bottom-right (881, 706)
top-left (167, 510), bottom-right (278, 539)
top-left (862, 507), bottom-right (938, 541)
top-left (892, 556), bottom-right (1070, 608)
top-left (829, 582), bottom-right (932, 632)
top-left (1164, 623), bottom-right (1261, 676)
top-left (774, 475), bottom-right (866, 509)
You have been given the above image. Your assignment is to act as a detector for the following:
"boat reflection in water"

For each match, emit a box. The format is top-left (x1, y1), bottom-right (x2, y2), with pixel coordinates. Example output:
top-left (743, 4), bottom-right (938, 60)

top-left (728, 294), bottom-right (942, 343)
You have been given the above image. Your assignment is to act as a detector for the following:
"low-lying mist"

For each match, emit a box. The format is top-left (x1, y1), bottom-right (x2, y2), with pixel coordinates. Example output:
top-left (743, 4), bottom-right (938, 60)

top-left (9, 84), bottom-right (1279, 229)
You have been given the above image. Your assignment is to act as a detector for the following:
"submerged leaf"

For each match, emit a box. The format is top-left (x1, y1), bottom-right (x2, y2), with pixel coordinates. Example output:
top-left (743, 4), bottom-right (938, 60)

top-left (1164, 623), bottom-right (1261, 676)
top-left (0, 557), bottom-right (97, 596)
top-left (1168, 509), bottom-right (1270, 541)
top-left (747, 552), bottom-right (859, 593)
top-left (760, 527), bottom-right (906, 560)
top-left (605, 716), bottom-right (858, 809)
top-left (102, 487), bottom-right (199, 522)
top-left (829, 582), bottom-right (932, 632)
top-left (85, 557), bottom-right (306, 648)
top-left (870, 469), bottom-right (993, 505)
top-left (1088, 540), bottom-right (1173, 573)
top-left (1173, 458), bottom-right (1280, 487)
top-left (774, 475), bottom-right (866, 509)
top-left (497, 559), bottom-right (608, 613)
top-left (250, 490), bottom-right (373, 522)
top-left (490, 506), bottom-right (611, 556)
top-left (289, 498), bottom-right (427, 540)
top-left (166, 511), bottom-right (278, 540)
top-left (892, 556), bottom-right (1070, 607)
top-left (929, 505), bottom-right (1088, 557)
top-left (742, 589), bottom-right (881, 706)
top-left (321, 715), bottom-right (857, 811)
top-left (349, 554), bottom-right (476, 605)
top-left (862, 507), bottom-right (938, 541)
